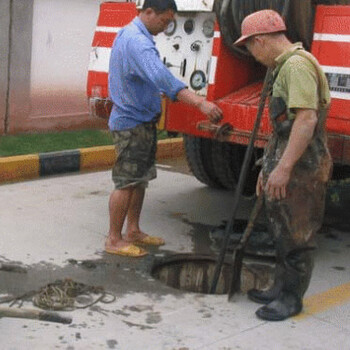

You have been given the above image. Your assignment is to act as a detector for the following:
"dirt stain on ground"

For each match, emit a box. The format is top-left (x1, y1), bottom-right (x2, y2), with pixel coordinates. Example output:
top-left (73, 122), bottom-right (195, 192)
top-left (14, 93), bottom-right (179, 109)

top-left (106, 339), bottom-right (118, 349)
top-left (122, 320), bottom-right (154, 330)
top-left (145, 311), bottom-right (162, 324)
top-left (332, 266), bottom-right (346, 271)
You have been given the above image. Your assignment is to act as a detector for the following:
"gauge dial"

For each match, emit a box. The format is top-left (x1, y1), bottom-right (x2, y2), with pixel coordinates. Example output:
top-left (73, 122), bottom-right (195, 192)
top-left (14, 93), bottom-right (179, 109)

top-left (164, 20), bottom-right (176, 36)
top-left (184, 19), bottom-right (195, 35)
top-left (172, 35), bottom-right (182, 51)
top-left (190, 70), bottom-right (206, 91)
top-left (202, 19), bottom-right (215, 38)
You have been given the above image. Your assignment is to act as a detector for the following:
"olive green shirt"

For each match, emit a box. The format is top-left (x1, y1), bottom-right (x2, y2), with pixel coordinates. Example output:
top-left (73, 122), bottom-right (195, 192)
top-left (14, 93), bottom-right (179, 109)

top-left (263, 43), bottom-right (332, 182)
top-left (272, 42), bottom-right (331, 120)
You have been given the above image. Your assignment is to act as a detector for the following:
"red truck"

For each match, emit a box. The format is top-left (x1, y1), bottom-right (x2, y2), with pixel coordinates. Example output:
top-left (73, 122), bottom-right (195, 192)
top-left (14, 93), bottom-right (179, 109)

top-left (87, 0), bottom-right (350, 225)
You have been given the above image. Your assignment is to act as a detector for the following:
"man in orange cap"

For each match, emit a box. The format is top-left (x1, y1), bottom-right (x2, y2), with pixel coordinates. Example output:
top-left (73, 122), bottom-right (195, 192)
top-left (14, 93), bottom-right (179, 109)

top-left (234, 9), bottom-right (332, 321)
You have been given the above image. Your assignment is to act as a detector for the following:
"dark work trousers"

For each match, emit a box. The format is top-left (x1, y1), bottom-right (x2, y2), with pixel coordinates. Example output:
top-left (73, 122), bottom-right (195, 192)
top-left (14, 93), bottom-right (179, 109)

top-left (264, 165), bottom-right (328, 300)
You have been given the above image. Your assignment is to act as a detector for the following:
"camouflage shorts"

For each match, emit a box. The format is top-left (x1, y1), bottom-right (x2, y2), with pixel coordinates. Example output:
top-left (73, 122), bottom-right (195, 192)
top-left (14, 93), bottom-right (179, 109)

top-left (111, 122), bottom-right (157, 189)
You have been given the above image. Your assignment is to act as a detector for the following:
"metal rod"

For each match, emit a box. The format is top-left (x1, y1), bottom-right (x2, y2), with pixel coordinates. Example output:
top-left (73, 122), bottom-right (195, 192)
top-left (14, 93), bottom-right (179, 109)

top-left (0, 306), bottom-right (72, 324)
top-left (209, 68), bottom-right (272, 294)
top-left (209, 0), bottom-right (291, 296)
top-left (227, 194), bottom-right (264, 300)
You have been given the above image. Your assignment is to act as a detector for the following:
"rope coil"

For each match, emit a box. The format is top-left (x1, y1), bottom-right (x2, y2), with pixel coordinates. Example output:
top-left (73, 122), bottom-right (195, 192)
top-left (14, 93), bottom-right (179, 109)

top-left (1, 278), bottom-right (116, 311)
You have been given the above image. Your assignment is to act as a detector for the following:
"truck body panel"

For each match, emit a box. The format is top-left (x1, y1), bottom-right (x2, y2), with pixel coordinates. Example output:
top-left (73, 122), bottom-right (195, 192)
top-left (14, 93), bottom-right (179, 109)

top-left (87, 2), bottom-right (350, 165)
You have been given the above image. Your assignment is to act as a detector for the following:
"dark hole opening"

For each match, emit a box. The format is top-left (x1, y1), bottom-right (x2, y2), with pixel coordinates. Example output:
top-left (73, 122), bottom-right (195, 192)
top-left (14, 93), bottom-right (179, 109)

top-left (152, 254), bottom-right (275, 295)
top-left (151, 254), bottom-right (231, 295)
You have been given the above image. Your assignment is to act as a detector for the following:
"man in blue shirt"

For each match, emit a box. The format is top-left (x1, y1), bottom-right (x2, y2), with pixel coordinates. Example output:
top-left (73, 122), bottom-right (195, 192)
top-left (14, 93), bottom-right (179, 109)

top-left (105, 0), bottom-right (223, 257)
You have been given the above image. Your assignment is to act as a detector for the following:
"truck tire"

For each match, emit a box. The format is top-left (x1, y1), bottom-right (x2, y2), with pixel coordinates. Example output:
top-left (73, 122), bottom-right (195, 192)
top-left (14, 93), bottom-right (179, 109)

top-left (183, 135), bottom-right (223, 188)
top-left (184, 136), bottom-right (261, 196)
top-left (210, 140), bottom-right (239, 190)
top-left (210, 141), bottom-right (261, 196)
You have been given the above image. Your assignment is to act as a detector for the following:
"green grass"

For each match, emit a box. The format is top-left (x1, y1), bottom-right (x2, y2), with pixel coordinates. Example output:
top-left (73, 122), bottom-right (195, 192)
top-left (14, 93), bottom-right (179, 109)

top-left (0, 129), bottom-right (175, 157)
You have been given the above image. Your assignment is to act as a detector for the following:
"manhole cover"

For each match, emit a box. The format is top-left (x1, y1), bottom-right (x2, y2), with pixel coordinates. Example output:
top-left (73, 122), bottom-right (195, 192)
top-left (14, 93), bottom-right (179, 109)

top-left (151, 254), bottom-right (275, 295)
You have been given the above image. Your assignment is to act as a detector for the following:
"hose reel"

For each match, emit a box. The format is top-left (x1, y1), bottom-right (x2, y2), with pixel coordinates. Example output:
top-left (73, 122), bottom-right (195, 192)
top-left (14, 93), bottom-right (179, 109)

top-left (214, 0), bottom-right (349, 59)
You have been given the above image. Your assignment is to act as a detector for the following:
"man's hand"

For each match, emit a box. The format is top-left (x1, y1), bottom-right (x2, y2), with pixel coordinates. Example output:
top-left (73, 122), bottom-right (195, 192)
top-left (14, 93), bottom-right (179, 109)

top-left (176, 89), bottom-right (223, 123)
top-left (198, 100), bottom-right (223, 124)
top-left (263, 108), bottom-right (317, 200)
top-left (265, 164), bottom-right (291, 200)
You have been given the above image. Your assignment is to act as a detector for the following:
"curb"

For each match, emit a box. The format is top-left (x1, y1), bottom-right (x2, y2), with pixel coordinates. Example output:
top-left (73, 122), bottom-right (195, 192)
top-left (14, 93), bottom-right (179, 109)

top-left (0, 138), bottom-right (184, 184)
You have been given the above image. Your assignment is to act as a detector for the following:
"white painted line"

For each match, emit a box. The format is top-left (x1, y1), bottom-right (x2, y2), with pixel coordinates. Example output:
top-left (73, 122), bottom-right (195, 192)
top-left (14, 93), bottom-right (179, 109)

top-left (143, 0), bottom-right (215, 12)
top-left (88, 47), bottom-right (111, 73)
top-left (314, 33), bottom-right (350, 43)
top-left (96, 26), bottom-right (121, 33)
top-left (208, 56), bottom-right (218, 84)
top-left (331, 91), bottom-right (350, 100)
top-left (321, 65), bottom-right (350, 75)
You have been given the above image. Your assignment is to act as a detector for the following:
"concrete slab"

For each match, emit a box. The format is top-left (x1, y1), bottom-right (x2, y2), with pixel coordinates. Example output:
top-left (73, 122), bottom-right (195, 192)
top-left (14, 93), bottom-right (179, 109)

top-left (0, 163), bottom-right (349, 350)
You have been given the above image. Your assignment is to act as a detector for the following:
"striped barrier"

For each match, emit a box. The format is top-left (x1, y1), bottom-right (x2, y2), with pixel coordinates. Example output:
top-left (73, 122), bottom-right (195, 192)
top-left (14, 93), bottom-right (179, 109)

top-left (0, 138), bottom-right (184, 184)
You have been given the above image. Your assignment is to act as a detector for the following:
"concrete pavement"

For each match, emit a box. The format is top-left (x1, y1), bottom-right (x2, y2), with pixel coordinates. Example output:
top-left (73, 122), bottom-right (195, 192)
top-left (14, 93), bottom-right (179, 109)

top-left (0, 163), bottom-right (349, 349)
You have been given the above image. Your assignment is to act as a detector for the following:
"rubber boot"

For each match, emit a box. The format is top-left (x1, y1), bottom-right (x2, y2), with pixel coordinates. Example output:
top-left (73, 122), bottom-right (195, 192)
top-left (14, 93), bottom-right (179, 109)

top-left (255, 291), bottom-right (302, 321)
top-left (255, 249), bottom-right (313, 321)
top-left (247, 263), bottom-right (284, 304)
top-left (247, 284), bottom-right (282, 305)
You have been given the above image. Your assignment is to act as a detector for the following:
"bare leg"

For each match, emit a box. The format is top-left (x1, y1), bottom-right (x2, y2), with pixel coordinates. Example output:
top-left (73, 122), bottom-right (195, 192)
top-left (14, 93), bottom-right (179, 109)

top-left (125, 185), bottom-right (146, 241)
top-left (107, 187), bottom-right (134, 249)
top-left (124, 185), bottom-right (164, 245)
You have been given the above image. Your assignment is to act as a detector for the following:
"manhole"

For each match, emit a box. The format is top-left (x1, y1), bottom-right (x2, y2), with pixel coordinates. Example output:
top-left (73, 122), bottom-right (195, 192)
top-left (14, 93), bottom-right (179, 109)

top-left (151, 254), bottom-right (275, 295)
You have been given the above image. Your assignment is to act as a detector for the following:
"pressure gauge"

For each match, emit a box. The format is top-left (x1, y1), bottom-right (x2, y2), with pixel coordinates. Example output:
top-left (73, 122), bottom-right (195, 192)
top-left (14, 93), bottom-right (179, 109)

top-left (190, 70), bottom-right (206, 91)
top-left (202, 19), bottom-right (215, 38)
top-left (184, 19), bottom-right (195, 35)
top-left (172, 35), bottom-right (182, 51)
top-left (164, 20), bottom-right (176, 36)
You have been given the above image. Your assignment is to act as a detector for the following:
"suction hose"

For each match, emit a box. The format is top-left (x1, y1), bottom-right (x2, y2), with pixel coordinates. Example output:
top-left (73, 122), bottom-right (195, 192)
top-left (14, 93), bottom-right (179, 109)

top-left (214, 0), bottom-right (349, 58)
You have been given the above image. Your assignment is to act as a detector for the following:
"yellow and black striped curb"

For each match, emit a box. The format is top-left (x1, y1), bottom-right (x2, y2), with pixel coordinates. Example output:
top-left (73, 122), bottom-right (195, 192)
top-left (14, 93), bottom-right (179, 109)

top-left (0, 138), bottom-right (184, 184)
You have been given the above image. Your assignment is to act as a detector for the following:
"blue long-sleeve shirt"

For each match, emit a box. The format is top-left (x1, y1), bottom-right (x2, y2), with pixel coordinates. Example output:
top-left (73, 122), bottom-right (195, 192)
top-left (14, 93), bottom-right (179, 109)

top-left (108, 17), bottom-right (187, 131)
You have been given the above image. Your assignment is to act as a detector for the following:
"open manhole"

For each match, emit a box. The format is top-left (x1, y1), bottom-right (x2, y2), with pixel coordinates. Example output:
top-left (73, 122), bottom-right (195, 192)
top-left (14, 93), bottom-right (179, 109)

top-left (151, 254), bottom-right (275, 295)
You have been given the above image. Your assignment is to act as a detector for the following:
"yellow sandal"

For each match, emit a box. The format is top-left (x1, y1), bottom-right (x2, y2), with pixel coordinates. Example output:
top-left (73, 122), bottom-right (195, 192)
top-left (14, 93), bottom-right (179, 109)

top-left (132, 236), bottom-right (165, 246)
top-left (105, 244), bottom-right (148, 257)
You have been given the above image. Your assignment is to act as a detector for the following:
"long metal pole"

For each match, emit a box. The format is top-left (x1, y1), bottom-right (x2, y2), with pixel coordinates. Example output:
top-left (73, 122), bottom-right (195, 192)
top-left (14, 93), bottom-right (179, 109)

top-left (209, 68), bottom-right (272, 294)
top-left (209, 0), bottom-right (291, 295)
top-left (0, 306), bottom-right (72, 324)
top-left (227, 194), bottom-right (264, 299)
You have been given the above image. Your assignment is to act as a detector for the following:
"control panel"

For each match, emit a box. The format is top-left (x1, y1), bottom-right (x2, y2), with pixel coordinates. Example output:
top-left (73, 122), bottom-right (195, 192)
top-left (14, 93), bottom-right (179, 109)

top-left (154, 12), bottom-right (216, 96)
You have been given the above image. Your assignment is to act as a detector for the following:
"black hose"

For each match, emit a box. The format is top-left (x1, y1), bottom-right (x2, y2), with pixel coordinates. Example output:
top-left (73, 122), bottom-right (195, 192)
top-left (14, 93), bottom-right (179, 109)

top-left (314, 0), bottom-right (350, 4)
top-left (214, 0), bottom-right (345, 58)
top-left (214, 0), bottom-right (249, 58)
top-left (209, 67), bottom-right (274, 295)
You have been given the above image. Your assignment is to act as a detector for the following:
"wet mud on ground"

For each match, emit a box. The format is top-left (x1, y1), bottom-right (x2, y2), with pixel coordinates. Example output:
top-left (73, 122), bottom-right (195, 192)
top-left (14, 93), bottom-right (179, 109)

top-left (0, 159), bottom-right (349, 349)
top-left (1, 213), bottom-right (347, 308)
top-left (0, 216), bottom-right (223, 307)
top-left (0, 156), bottom-right (348, 309)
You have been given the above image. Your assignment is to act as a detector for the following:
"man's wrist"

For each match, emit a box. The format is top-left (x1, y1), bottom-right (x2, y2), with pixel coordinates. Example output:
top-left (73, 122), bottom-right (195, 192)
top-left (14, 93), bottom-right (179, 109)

top-left (278, 161), bottom-right (293, 173)
top-left (195, 98), bottom-right (205, 109)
